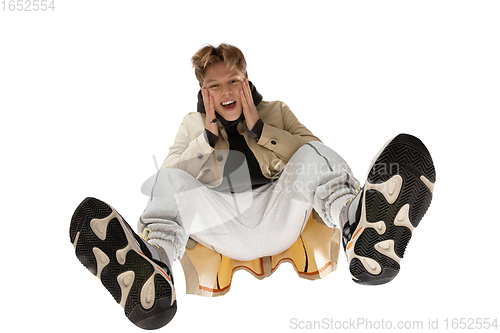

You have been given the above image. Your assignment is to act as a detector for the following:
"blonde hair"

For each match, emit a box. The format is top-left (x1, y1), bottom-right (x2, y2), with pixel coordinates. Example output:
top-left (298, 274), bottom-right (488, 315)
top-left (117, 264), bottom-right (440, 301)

top-left (191, 43), bottom-right (247, 86)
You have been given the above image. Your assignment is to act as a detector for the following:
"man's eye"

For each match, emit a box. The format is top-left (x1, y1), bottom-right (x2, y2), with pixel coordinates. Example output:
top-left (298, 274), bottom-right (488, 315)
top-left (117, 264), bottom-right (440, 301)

top-left (209, 85), bottom-right (219, 89)
top-left (231, 80), bottom-right (240, 84)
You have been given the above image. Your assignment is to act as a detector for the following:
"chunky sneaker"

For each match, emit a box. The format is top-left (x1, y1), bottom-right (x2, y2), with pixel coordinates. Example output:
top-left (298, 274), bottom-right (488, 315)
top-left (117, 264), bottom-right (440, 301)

top-left (340, 134), bottom-right (436, 285)
top-left (69, 197), bottom-right (177, 329)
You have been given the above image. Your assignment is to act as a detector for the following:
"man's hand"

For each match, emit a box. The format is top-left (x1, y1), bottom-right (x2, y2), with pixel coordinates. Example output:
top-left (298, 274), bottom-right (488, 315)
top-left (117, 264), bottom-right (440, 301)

top-left (201, 87), bottom-right (218, 137)
top-left (240, 78), bottom-right (260, 130)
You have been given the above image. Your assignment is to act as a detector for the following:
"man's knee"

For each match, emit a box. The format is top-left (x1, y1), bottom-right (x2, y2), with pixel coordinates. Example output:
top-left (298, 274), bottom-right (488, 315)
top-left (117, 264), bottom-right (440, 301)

top-left (287, 141), bottom-right (332, 174)
top-left (148, 168), bottom-right (199, 197)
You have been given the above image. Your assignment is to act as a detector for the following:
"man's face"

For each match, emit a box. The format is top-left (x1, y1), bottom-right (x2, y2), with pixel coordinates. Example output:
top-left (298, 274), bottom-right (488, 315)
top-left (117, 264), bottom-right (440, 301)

top-left (202, 62), bottom-right (246, 121)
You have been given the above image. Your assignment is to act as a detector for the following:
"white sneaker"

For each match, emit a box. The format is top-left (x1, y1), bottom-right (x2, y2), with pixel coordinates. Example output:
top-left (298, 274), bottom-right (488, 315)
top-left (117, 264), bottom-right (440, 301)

top-left (69, 197), bottom-right (177, 329)
top-left (339, 134), bottom-right (436, 285)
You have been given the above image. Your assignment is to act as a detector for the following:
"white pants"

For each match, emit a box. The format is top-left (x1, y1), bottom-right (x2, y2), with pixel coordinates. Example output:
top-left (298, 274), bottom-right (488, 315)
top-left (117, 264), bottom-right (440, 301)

top-left (138, 141), bottom-right (359, 264)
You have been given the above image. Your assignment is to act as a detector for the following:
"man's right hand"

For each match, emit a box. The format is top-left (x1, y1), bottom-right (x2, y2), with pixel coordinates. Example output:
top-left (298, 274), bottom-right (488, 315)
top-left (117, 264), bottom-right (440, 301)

top-left (201, 87), bottom-right (218, 137)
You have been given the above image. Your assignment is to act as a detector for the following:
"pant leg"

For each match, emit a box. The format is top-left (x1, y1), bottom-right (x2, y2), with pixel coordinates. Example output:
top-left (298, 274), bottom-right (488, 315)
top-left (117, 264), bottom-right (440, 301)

top-left (271, 141), bottom-right (360, 228)
top-left (184, 141), bottom-right (361, 261)
top-left (138, 168), bottom-right (225, 264)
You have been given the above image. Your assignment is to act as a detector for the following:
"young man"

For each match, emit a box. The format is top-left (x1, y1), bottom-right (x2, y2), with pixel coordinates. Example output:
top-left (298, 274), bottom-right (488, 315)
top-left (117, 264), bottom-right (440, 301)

top-left (69, 44), bottom-right (436, 330)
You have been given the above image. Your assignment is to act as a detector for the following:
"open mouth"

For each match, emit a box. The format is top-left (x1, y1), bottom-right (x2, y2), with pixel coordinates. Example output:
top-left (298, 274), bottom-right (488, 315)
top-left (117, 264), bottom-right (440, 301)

top-left (221, 100), bottom-right (236, 110)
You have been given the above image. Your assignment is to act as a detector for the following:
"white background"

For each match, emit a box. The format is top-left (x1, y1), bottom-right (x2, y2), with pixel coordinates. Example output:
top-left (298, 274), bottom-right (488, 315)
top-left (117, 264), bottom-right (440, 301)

top-left (1, 1), bottom-right (499, 332)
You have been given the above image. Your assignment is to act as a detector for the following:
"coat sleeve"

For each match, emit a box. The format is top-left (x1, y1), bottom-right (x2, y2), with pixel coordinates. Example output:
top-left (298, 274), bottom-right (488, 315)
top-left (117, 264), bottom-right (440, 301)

top-left (257, 102), bottom-right (322, 161)
top-left (160, 114), bottom-right (214, 178)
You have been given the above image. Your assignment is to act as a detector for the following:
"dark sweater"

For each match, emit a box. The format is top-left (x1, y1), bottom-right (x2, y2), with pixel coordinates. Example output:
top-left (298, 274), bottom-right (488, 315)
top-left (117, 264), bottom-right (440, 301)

top-left (211, 115), bottom-right (269, 192)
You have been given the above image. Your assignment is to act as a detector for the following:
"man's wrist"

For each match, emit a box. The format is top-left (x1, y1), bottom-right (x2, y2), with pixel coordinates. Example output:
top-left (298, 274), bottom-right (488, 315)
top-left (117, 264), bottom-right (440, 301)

top-left (204, 128), bottom-right (219, 148)
top-left (242, 118), bottom-right (263, 140)
top-left (250, 118), bottom-right (264, 139)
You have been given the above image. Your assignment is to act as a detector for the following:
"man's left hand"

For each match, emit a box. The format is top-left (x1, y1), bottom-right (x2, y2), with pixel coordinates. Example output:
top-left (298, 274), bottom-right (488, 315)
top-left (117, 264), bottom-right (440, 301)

top-left (240, 78), bottom-right (260, 130)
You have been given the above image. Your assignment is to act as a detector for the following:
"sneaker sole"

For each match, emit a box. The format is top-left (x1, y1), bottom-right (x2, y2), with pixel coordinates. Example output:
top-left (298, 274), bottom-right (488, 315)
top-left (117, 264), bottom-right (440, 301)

top-left (69, 197), bottom-right (177, 329)
top-left (346, 134), bottom-right (436, 285)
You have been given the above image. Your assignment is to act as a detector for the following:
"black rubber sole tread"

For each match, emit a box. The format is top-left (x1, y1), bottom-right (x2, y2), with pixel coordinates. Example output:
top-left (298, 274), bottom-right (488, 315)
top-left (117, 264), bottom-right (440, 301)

top-left (350, 258), bottom-right (399, 286)
top-left (70, 197), bottom-right (176, 330)
top-left (69, 197), bottom-right (112, 245)
top-left (129, 273), bottom-right (177, 330)
top-left (368, 134), bottom-right (436, 184)
top-left (350, 134), bottom-right (435, 284)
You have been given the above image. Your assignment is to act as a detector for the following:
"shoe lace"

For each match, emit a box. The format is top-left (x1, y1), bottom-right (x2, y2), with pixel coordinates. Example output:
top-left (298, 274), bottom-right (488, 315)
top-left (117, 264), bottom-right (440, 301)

top-left (344, 185), bottom-right (362, 207)
top-left (139, 228), bottom-right (160, 249)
